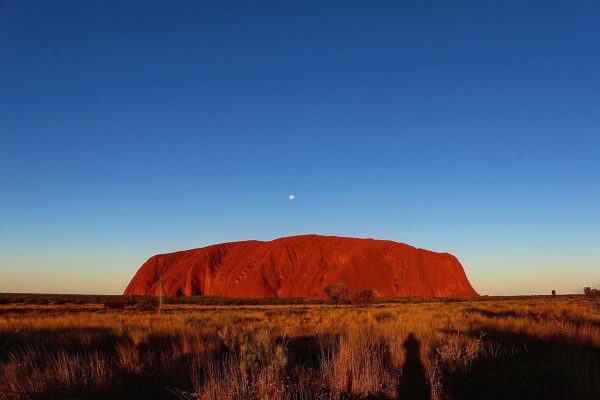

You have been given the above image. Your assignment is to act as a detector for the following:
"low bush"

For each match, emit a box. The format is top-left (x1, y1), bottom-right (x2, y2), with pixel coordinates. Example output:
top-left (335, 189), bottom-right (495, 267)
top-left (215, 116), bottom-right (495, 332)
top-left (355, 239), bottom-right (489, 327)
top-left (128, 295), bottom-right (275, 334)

top-left (185, 316), bottom-right (209, 328)
top-left (134, 297), bottom-right (159, 311)
top-left (264, 308), bottom-right (308, 317)
top-left (102, 298), bottom-right (133, 310)
top-left (353, 289), bottom-right (375, 306)
top-left (373, 311), bottom-right (396, 323)
top-left (583, 287), bottom-right (600, 298)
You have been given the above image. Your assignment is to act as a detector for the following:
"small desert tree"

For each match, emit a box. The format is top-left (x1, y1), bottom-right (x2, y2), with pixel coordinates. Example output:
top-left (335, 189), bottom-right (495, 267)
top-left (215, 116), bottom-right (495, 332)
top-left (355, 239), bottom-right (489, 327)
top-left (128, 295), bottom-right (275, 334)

top-left (353, 289), bottom-right (375, 306)
top-left (583, 285), bottom-right (600, 314)
top-left (325, 282), bottom-right (349, 307)
top-left (584, 287), bottom-right (600, 298)
top-left (552, 290), bottom-right (556, 298)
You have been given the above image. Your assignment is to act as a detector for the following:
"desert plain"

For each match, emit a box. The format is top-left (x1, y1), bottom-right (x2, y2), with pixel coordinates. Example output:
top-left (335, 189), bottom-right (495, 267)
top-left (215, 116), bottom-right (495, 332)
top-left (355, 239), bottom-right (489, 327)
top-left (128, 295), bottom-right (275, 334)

top-left (0, 293), bottom-right (598, 400)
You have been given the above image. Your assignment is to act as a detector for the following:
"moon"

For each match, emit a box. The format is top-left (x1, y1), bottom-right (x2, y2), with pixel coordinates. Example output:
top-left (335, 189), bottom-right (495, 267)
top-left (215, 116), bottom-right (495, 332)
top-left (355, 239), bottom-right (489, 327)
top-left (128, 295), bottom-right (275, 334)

top-left (288, 194), bottom-right (295, 200)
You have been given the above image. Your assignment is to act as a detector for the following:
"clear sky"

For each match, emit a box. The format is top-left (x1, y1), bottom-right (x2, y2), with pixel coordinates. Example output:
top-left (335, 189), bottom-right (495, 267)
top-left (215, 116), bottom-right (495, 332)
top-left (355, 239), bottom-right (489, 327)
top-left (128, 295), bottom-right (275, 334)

top-left (1, 1), bottom-right (599, 295)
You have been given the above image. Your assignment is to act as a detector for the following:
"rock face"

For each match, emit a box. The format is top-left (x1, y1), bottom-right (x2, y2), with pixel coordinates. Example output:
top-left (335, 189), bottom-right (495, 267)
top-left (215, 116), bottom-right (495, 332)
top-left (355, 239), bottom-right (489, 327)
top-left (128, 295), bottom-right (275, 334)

top-left (124, 235), bottom-right (478, 298)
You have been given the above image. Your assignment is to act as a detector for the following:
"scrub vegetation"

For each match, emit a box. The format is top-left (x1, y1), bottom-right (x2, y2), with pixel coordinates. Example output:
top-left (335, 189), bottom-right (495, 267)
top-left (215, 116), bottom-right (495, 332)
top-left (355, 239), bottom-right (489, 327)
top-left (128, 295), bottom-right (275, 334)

top-left (0, 294), bottom-right (598, 399)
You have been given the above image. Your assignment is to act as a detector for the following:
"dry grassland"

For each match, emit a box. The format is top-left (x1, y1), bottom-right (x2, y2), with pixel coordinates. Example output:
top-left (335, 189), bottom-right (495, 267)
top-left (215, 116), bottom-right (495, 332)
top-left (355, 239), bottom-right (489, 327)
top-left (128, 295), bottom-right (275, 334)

top-left (0, 295), bottom-right (598, 399)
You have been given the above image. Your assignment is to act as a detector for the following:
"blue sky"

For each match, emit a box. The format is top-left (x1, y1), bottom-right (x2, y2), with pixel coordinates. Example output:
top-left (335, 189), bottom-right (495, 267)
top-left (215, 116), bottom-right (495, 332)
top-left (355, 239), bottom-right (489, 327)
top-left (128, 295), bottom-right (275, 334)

top-left (1, 1), bottom-right (599, 295)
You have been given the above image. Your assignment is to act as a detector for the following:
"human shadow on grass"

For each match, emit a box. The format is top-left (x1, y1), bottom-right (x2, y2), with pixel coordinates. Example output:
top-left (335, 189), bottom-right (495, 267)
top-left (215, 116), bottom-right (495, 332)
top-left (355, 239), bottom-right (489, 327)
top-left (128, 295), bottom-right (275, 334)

top-left (291, 332), bottom-right (431, 400)
top-left (396, 333), bottom-right (431, 400)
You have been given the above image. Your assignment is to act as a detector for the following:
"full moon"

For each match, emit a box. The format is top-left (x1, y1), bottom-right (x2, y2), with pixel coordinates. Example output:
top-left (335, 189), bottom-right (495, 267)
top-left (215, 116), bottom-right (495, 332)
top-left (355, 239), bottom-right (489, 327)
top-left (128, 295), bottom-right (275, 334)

top-left (288, 194), bottom-right (295, 200)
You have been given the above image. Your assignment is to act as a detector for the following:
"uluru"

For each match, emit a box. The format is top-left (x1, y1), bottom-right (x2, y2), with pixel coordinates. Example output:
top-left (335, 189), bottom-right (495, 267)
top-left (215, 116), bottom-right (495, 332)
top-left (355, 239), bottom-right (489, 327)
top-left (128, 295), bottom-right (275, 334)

top-left (125, 235), bottom-right (478, 298)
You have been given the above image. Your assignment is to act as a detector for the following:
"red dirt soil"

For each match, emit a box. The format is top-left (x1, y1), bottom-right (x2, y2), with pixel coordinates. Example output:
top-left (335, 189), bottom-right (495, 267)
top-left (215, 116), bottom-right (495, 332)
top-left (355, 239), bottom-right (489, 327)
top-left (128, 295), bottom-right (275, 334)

top-left (124, 235), bottom-right (478, 299)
